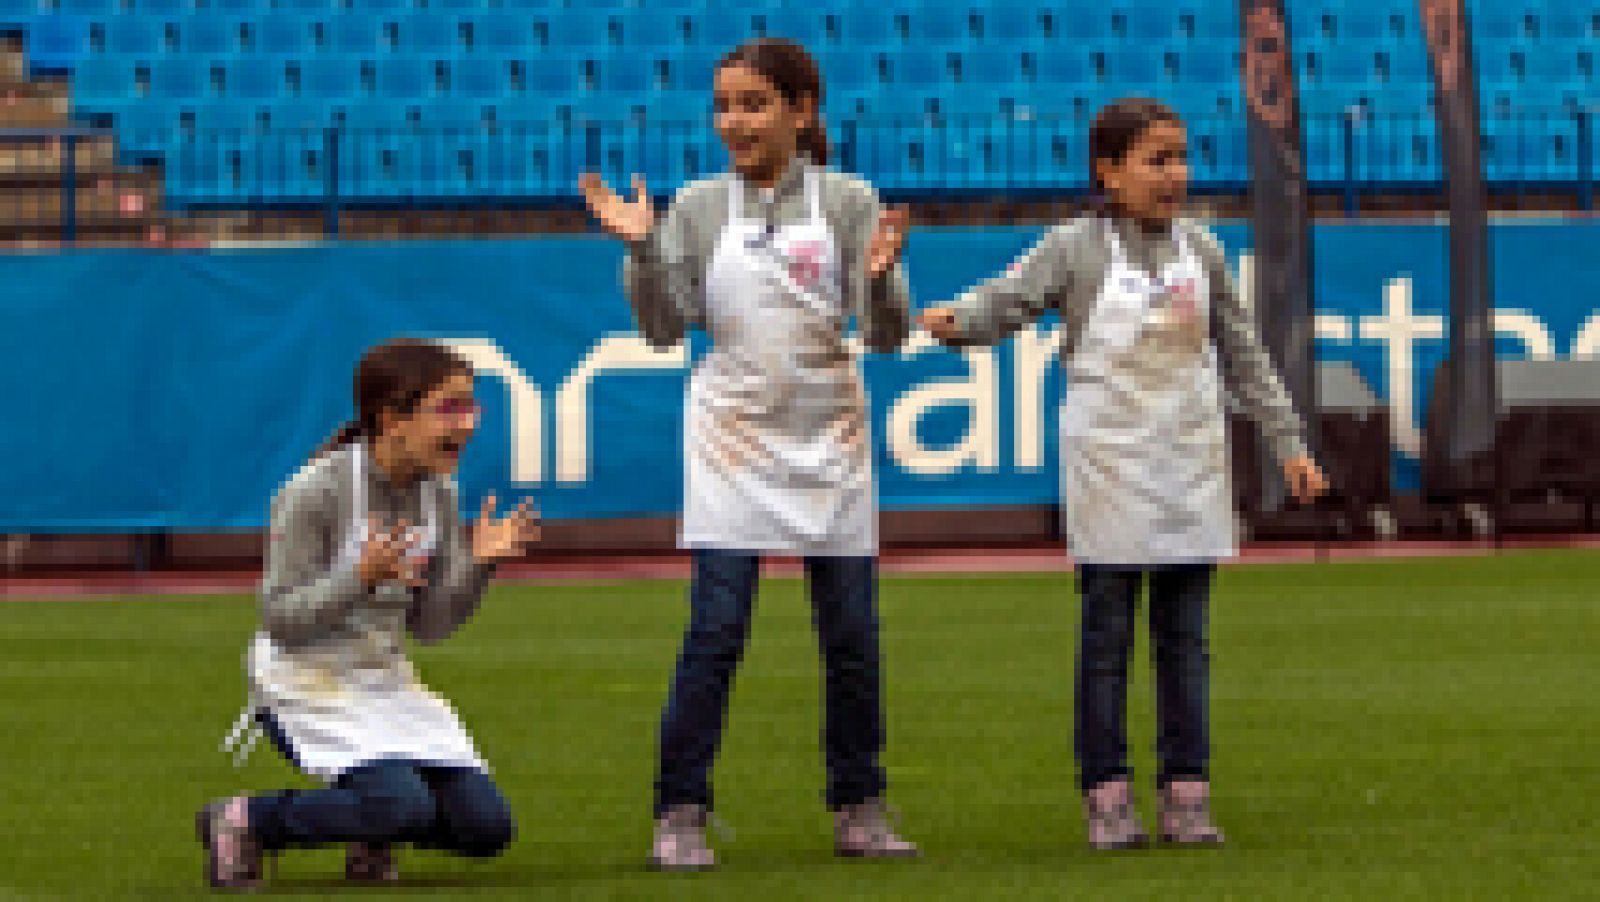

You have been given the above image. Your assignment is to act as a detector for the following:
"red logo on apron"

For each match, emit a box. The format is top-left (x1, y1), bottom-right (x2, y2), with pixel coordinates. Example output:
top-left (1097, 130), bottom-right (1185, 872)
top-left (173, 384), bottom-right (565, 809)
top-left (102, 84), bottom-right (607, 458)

top-left (785, 240), bottom-right (827, 288)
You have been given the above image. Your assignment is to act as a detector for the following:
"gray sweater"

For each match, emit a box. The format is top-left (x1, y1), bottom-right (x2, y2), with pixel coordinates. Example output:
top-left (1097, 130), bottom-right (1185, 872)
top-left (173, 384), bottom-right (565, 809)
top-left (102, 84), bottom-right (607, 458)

top-left (258, 442), bottom-right (496, 649)
top-left (942, 214), bottom-right (1309, 465)
top-left (623, 156), bottom-right (912, 353)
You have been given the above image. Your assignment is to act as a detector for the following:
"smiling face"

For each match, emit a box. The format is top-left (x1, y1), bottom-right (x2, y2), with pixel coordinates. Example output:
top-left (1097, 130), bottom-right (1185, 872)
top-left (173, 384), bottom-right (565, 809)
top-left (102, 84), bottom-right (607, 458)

top-left (713, 61), bottom-right (811, 184)
top-left (1096, 120), bottom-right (1190, 226)
top-left (378, 370), bottom-right (479, 478)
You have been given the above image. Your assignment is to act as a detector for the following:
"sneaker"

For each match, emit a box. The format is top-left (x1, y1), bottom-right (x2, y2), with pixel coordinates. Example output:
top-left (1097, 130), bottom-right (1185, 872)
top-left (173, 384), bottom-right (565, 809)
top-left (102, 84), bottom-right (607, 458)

top-left (196, 796), bottom-right (263, 891)
top-left (1158, 781), bottom-right (1226, 845)
top-left (346, 842), bottom-right (399, 882)
top-left (650, 805), bottom-right (716, 871)
top-left (834, 798), bottom-right (919, 858)
top-left (1084, 780), bottom-right (1150, 851)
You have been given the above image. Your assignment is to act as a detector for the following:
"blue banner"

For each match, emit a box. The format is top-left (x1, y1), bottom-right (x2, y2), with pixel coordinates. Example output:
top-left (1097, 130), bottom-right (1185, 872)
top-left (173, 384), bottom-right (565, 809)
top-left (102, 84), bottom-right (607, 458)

top-left (2, 219), bottom-right (1597, 532)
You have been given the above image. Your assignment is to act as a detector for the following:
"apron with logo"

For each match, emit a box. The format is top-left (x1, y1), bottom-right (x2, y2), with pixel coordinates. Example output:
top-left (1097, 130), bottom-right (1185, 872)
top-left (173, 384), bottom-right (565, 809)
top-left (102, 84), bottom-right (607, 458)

top-left (225, 443), bottom-right (485, 781)
top-left (1059, 223), bottom-right (1236, 565)
top-left (680, 166), bottom-right (875, 556)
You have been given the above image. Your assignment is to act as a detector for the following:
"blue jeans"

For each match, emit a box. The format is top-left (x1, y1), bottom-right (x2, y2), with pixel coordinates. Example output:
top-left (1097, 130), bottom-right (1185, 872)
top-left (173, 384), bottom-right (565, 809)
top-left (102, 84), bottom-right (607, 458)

top-left (248, 711), bottom-right (514, 856)
top-left (655, 550), bottom-right (887, 814)
top-left (1074, 564), bottom-right (1215, 793)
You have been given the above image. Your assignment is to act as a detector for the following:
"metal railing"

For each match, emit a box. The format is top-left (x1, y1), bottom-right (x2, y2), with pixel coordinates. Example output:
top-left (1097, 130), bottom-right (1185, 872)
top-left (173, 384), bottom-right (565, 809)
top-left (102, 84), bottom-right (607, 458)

top-left (6, 106), bottom-right (1596, 240)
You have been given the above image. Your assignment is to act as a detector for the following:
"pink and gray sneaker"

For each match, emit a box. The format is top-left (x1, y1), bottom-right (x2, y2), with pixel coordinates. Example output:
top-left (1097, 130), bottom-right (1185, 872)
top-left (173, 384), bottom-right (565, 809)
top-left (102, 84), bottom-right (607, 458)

top-left (1084, 780), bottom-right (1150, 851)
top-left (650, 804), bottom-right (716, 871)
top-left (195, 796), bottom-right (263, 891)
top-left (346, 842), bottom-right (399, 882)
top-left (834, 798), bottom-right (919, 858)
top-left (1158, 781), bottom-right (1226, 845)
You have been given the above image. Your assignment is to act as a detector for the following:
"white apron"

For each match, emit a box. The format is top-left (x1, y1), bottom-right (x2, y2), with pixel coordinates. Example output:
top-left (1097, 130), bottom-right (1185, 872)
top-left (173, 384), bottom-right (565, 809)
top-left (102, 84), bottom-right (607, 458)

top-left (226, 443), bottom-right (485, 781)
top-left (1059, 223), bottom-right (1236, 565)
top-left (680, 166), bottom-right (876, 556)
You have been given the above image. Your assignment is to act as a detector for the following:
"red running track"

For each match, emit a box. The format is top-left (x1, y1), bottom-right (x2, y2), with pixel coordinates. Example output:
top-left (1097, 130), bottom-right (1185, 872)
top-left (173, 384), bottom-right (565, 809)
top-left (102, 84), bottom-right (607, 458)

top-left (3, 535), bottom-right (1598, 601)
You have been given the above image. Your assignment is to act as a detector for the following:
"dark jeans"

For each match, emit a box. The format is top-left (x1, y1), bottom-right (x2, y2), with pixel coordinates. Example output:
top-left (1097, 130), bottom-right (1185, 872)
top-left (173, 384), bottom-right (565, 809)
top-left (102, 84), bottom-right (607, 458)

top-left (1074, 563), bottom-right (1215, 793)
top-left (655, 549), bottom-right (887, 814)
top-left (248, 711), bottom-right (514, 856)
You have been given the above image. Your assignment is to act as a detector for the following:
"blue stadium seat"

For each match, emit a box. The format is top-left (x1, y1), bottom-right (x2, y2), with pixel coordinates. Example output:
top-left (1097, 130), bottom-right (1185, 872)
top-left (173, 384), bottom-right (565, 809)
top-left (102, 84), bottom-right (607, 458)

top-left (447, 57), bottom-right (505, 100)
top-left (982, 4), bottom-right (1044, 44)
top-left (473, 13), bottom-right (532, 54)
top-left (618, 9), bottom-right (688, 48)
top-left (223, 57), bottom-right (283, 101)
top-left (303, 56), bottom-right (360, 98)
top-left (1124, 4), bottom-right (1179, 42)
top-left (376, 57), bottom-right (436, 98)
top-left (1055, 6), bottom-right (1112, 42)
top-left (1540, 8), bottom-right (1593, 42)
top-left (328, 15), bottom-right (382, 54)
top-left (414, 97), bottom-right (489, 128)
top-left (150, 57), bottom-right (210, 98)
top-left (398, 13), bottom-right (460, 54)
top-left (1182, 48), bottom-right (1234, 85)
top-left (115, 101), bottom-right (176, 161)
top-left (661, 49), bottom-right (716, 92)
top-left (1471, 5), bottom-right (1528, 43)
top-left (339, 98), bottom-right (412, 129)
top-left (694, 9), bottom-right (754, 49)
top-left (430, 0), bottom-right (484, 10)
top-left (264, 99), bottom-right (332, 131)
top-left (1189, 6), bottom-right (1239, 43)
top-left (350, 0), bottom-right (410, 12)
top-left (523, 56), bottom-right (580, 94)
top-left (761, 7), bottom-right (827, 46)
top-left (816, 48), bottom-right (874, 91)
top-left (888, 49), bottom-right (950, 88)
top-left (129, 0), bottom-right (191, 13)
top-left (501, 0), bottom-right (558, 9)
top-left (837, 7), bottom-right (896, 47)
top-left (251, 14), bottom-right (310, 55)
top-left (960, 48), bottom-right (1022, 86)
top-left (71, 56), bottom-right (137, 107)
top-left (191, 99), bottom-right (262, 134)
top-left (1036, 48), bottom-right (1092, 86)
top-left (59, 0), bottom-right (114, 14)
top-left (177, 16), bottom-right (239, 55)
top-left (1320, 51), bottom-right (1375, 86)
top-left (1335, 7), bottom-right (1390, 44)
top-left (104, 16), bottom-right (164, 56)
top-left (908, 6), bottom-right (974, 45)
top-left (599, 54), bottom-right (656, 93)
top-left (1105, 47), bottom-right (1165, 88)
top-left (548, 8), bottom-right (613, 50)
top-left (1528, 47), bottom-right (1583, 89)
top-left (0, 0), bottom-right (41, 28)
top-left (27, 15), bottom-right (90, 73)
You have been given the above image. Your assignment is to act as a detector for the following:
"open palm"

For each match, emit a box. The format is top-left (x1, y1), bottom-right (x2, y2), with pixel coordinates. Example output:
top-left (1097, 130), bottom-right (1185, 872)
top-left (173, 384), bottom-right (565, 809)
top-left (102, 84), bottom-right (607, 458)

top-left (579, 173), bottom-right (656, 243)
top-left (470, 494), bottom-right (541, 564)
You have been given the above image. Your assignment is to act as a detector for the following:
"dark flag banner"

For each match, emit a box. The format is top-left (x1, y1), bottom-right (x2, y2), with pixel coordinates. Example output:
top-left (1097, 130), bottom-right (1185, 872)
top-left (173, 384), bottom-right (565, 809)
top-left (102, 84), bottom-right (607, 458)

top-left (1238, 0), bottom-right (1316, 514)
top-left (1419, 0), bottom-right (1498, 490)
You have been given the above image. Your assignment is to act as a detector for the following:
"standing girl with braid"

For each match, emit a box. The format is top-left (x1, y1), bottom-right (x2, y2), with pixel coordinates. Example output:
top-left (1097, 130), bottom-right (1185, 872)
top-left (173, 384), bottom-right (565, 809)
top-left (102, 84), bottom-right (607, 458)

top-left (580, 38), bottom-right (917, 870)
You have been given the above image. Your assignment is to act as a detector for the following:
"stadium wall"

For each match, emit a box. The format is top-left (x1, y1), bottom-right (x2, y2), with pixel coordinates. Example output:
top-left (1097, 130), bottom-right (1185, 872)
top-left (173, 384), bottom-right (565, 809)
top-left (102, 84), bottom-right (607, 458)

top-left (2, 218), bottom-right (1596, 535)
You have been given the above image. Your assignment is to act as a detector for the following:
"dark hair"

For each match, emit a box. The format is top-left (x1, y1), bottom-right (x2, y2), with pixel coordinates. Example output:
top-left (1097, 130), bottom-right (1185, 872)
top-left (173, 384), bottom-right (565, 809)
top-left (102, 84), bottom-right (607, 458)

top-left (1088, 97), bottom-right (1183, 195)
top-left (316, 338), bottom-right (471, 458)
top-left (717, 38), bottom-right (829, 165)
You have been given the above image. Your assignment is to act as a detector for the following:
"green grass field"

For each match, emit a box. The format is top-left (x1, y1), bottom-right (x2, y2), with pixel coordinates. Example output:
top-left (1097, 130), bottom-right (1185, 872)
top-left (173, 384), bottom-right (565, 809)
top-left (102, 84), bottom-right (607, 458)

top-left (4, 550), bottom-right (1598, 900)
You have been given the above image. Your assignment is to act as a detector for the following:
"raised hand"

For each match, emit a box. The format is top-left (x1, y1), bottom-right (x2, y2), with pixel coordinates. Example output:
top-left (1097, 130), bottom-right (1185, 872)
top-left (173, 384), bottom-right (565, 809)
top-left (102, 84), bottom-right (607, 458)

top-left (866, 206), bottom-right (910, 279)
top-left (470, 493), bottom-right (542, 565)
top-left (357, 517), bottom-right (424, 588)
top-left (1283, 456), bottom-right (1330, 503)
top-left (917, 306), bottom-right (962, 342)
top-left (578, 172), bottom-right (656, 244)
